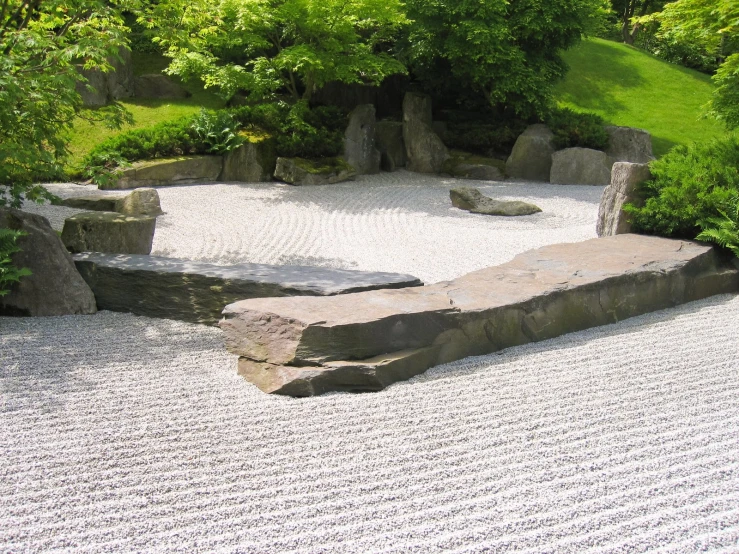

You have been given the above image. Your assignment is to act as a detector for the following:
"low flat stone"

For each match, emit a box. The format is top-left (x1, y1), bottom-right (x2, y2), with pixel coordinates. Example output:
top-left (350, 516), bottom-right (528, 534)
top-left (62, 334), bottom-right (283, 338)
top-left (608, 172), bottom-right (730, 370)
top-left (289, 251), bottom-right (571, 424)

top-left (104, 156), bottom-right (223, 189)
top-left (450, 187), bottom-right (541, 216)
top-left (220, 235), bottom-right (739, 396)
top-left (58, 188), bottom-right (163, 217)
top-left (61, 212), bottom-right (156, 255)
top-left (274, 157), bottom-right (356, 186)
top-left (73, 253), bottom-right (423, 325)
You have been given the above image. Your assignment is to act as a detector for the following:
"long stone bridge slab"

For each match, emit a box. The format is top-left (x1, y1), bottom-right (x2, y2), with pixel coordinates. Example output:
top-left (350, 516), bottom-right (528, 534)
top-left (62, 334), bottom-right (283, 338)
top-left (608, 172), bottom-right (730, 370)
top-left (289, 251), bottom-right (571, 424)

top-left (220, 234), bottom-right (739, 396)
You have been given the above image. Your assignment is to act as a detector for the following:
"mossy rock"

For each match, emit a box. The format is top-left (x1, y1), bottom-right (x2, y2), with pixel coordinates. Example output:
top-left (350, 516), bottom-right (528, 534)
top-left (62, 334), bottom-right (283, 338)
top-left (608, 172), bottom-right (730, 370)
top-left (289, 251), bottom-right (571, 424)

top-left (274, 157), bottom-right (356, 185)
top-left (443, 150), bottom-right (506, 181)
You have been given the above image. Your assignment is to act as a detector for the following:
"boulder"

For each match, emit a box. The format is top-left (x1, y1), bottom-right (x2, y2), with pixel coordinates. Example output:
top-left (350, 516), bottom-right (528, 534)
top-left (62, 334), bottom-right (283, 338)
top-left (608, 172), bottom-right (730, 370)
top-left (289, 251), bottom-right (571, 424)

top-left (133, 74), bottom-right (190, 99)
top-left (550, 147), bottom-right (611, 186)
top-left (59, 188), bottom-right (163, 217)
top-left (343, 104), bottom-right (381, 175)
top-left (605, 126), bottom-right (654, 165)
top-left (375, 121), bottom-right (407, 171)
top-left (505, 124), bottom-right (556, 182)
top-left (220, 235), bottom-right (739, 396)
top-left (222, 139), bottom-right (277, 182)
top-left (450, 187), bottom-right (541, 217)
top-left (61, 212), bottom-right (156, 255)
top-left (443, 151), bottom-right (506, 181)
top-left (0, 208), bottom-right (96, 316)
top-left (597, 162), bottom-right (652, 237)
top-left (76, 47), bottom-right (134, 107)
top-left (402, 93), bottom-right (449, 174)
top-left (73, 253), bottom-right (423, 325)
top-left (105, 156), bottom-right (223, 189)
top-left (274, 157), bottom-right (356, 186)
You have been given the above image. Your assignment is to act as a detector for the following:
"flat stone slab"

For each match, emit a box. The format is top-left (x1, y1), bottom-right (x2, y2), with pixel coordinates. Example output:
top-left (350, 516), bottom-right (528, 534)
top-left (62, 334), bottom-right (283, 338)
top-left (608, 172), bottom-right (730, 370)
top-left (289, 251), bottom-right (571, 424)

top-left (103, 156), bottom-right (223, 189)
top-left (73, 253), bottom-right (423, 325)
top-left (220, 234), bottom-right (739, 396)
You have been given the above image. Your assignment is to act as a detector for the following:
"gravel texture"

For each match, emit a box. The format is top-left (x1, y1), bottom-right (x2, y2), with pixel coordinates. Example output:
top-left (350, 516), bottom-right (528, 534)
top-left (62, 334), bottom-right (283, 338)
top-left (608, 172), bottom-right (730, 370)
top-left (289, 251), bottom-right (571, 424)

top-left (5, 174), bottom-right (739, 552)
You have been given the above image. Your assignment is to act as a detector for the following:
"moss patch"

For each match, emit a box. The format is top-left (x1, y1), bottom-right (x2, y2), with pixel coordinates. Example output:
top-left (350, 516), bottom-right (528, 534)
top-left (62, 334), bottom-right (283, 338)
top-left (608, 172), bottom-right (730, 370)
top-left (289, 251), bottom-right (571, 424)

top-left (293, 157), bottom-right (353, 175)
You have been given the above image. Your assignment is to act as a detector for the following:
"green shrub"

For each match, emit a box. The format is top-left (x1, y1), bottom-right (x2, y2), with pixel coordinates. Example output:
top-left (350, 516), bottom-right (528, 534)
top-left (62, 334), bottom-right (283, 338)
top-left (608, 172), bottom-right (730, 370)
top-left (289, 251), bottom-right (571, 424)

top-left (625, 135), bottom-right (739, 239)
top-left (544, 107), bottom-right (609, 150)
top-left (697, 194), bottom-right (739, 258)
top-left (0, 229), bottom-right (30, 297)
top-left (442, 121), bottom-right (527, 156)
top-left (190, 110), bottom-right (244, 155)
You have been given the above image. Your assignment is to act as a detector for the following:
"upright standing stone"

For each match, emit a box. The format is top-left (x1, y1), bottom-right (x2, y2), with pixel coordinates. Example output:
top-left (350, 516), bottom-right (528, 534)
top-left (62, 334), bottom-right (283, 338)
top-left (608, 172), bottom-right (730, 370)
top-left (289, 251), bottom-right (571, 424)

top-left (550, 147), bottom-right (611, 186)
top-left (343, 104), bottom-right (381, 175)
top-left (75, 47), bottom-right (134, 107)
top-left (597, 162), bottom-right (652, 236)
top-left (605, 126), bottom-right (654, 165)
top-left (505, 124), bottom-right (556, 182)
top-left (0, 209), bottom-right (96, 316)
top-left (375, 121), bottom-right (407, 171)
top-left (402, 93), bottom-right (449, 174)
top-left (222, 140), bottom-right (277, 182)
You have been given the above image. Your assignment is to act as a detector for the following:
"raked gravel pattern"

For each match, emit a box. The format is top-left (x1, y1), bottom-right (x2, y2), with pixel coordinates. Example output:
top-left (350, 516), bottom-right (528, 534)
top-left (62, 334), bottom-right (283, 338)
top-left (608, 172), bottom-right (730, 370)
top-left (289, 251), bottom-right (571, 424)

top-left (7, 173), bottom-right (739, 552)
top-left (2, 295), bottom-right (738, 553)
top-left (33, 171), bottom-right (601, 283)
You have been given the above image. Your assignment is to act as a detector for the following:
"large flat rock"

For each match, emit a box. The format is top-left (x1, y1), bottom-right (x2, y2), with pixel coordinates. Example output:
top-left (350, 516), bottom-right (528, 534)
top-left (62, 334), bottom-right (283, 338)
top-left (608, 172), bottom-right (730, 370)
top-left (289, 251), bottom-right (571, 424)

top-left (220, 235), bottom-right (739, 396)
top-left (73, 253), bottom-right (422, 325)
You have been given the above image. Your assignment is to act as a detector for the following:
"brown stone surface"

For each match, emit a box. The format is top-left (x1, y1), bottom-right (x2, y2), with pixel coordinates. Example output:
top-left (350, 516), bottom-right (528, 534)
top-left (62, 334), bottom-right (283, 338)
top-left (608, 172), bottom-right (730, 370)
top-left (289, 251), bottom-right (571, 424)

top-left (220, 234), bottom-right (739, 396)
top-left (0, 208), bottom-right (96, 316)
top-left (597, 162), bottom-right (652, 236)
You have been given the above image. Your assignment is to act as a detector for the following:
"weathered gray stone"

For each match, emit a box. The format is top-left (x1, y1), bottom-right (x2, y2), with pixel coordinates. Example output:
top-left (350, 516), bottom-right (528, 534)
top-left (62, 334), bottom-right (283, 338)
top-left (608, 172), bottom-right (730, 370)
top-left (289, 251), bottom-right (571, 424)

top-left (75, 47), bottom-right (134, 107)
top-left (220, 235), bottom-right (739, 396)
top-left (222, 140), bottom-right (276, 182)
top-left (61, 212), bottom-right (156, 255)
top-left (605, 125), bottom-right (654, 165)
top-left (0, 209), bottom-right (96, 316)
top-left (450, 187), bottom-right (541, 217)
top-left (443, 151), bottom-right (506, 181)
top-left (274, 157), bottom-right (356, 186)
top-left (597, 162), bottom-right (652, 237)
top-left (104, 156), bottom-right (223, 189)
top-left (59, 188), bottom-right (163, 217)
top-left (375, 121), bottom-right (407, 171)
top-left (73, 253), bottom-right (423, 325)
top-left (550, 147), bottom-right (611, 186)
top-left (343, 104), bottom-right (381, 175)
top-left (505, 124), bottom-right (556, 182)
top-left (133, 74), bottom-right (190, 99)
top-left (402, 93), bottom-right (449, 173)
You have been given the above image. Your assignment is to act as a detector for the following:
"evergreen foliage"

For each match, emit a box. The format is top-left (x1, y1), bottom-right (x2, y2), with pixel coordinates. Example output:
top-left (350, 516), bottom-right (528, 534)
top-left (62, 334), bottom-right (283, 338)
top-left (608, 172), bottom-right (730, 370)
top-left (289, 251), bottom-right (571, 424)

top-left (0, 229), bottom-right (30, 297)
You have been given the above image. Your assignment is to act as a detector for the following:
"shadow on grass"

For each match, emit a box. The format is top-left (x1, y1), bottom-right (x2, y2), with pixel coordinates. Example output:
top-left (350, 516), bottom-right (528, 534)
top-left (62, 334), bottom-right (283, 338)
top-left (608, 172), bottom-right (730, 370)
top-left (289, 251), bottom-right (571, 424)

top-left (651, 135), bottom-right (680, 157)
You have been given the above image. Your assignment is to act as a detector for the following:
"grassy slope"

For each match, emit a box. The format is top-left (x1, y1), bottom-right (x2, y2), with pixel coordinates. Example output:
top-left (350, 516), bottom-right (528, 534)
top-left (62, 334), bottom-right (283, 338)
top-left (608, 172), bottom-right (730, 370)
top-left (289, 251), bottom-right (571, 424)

top-left (555, 38), bottom-right (726, 157)
top-left (66, 53), bottom-right (225, 169)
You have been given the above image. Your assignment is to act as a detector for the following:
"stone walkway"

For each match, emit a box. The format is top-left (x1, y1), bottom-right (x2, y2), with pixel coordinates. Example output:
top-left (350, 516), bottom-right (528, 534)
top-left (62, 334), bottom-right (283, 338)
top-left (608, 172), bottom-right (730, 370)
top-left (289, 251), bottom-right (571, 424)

top-left (4, 173), bottom-right (739, 552)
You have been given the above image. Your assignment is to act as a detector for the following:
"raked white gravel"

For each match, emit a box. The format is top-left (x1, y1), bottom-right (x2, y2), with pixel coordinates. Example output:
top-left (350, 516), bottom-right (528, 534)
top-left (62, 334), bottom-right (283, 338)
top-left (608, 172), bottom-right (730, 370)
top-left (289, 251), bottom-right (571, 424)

top-left (4, 173), bottom-right (739, 552)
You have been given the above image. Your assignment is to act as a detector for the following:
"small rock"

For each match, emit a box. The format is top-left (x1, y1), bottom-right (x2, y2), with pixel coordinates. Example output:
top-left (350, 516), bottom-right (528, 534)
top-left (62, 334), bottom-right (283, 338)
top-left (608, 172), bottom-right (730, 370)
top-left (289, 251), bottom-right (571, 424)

top-left (450, 187), bottom-right (542, 216)
top-left (505, 124), bottom-right (556, 182)
top-left (61, 212), bottom-right (156, 255)
top-left (550, 147), bottom-right (611, 186)
top-left (274, 157), bottom-right (356, 186)
top-left (0, 208), bottom-right (96, 316)
top-left (597, 162), bottom-right (652, 236)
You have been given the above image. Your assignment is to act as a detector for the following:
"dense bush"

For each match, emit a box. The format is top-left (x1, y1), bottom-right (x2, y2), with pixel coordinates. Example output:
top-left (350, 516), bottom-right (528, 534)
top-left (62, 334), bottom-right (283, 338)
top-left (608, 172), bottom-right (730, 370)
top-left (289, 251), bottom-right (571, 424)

top-left (83, 103), bottom-right (348, 182)
top-left (696, 194), bottom-right (739, 258)
top-left (544, 107), bottom-right (609, 150)
top-left (0, 229), bottom-right (30, 297)
top-left (442, 120), bottom-right (527, 156)
top-left (625, 135), bottom-right (739, 238)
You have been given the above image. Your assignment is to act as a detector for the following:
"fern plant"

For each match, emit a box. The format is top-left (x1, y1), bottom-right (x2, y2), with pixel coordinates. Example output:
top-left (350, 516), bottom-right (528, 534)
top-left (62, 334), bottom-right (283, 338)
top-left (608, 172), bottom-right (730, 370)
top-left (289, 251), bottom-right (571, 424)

top-left (696, 195), bottom-right (739, 258)
top-left (0, 229), bottom-right (31, 297)
top-left (190, 110), bottom-right (244, 155)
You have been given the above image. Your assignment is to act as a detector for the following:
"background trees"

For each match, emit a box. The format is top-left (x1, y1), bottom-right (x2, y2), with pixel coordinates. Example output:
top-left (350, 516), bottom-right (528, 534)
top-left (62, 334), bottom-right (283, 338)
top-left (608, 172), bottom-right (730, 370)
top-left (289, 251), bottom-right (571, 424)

top-left (0, 0), bottom-right (131, 207)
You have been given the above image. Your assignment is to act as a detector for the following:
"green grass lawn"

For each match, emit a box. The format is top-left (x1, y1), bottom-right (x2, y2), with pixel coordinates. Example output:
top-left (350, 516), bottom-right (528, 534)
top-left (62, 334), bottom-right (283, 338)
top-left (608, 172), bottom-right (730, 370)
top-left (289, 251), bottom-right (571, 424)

top-left (66, 54), bottom-right (225, 170)
top-left (555, 37), bottom-right (727, 156)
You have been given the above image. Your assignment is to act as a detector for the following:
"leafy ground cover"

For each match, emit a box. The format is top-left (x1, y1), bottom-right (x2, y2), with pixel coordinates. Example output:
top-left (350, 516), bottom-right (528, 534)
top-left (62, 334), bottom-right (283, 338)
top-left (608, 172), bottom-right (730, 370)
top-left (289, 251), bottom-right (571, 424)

top-left (555, 37), bottom-right (726, 156)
